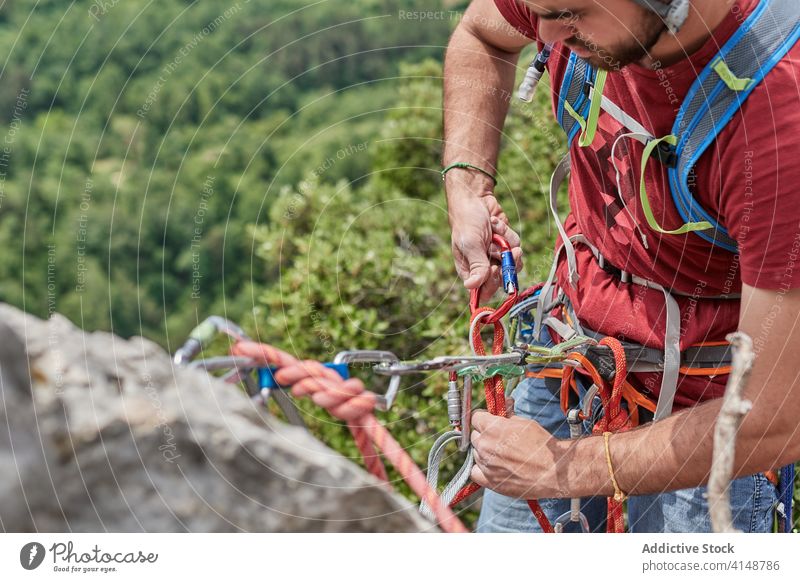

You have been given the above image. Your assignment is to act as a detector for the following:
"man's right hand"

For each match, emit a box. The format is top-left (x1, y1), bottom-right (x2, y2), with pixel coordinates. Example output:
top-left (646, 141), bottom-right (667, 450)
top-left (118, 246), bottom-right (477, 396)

top-left (442, 0), bottom-right (532, 303)
top-left (448, 186), bottom-right (522, 303)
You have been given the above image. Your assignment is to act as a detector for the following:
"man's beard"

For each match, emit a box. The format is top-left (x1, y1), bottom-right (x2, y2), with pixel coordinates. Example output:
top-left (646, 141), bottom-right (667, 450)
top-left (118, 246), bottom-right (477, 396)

top-left (564, 12), bottom-right (665, 70)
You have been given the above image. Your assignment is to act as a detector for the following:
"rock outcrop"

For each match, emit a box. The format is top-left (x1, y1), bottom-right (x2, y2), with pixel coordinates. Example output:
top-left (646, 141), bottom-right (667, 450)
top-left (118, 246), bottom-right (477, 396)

top-left (0, 304), bottom-right (430, 532)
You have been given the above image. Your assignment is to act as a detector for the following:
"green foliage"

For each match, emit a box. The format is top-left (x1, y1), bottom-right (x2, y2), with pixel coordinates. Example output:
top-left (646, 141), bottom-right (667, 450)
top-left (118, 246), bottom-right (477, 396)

top-left (0, 0), bottom-right (451, 344)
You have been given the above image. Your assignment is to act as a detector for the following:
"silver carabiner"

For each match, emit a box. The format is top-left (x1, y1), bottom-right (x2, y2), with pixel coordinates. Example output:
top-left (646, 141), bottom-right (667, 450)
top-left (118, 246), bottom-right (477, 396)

top-left (554, 405), bottom-right (594, 533)
top-left (188, 356), bottom-right (256, 372)
top-left (459, 375), bottom-right (472, 452)
top-left (553, 508), bottom-right (591, 533)
top-left (373, 353), bottom-right (524, 376)
top-left (333, 350), bottom-right (402, 410)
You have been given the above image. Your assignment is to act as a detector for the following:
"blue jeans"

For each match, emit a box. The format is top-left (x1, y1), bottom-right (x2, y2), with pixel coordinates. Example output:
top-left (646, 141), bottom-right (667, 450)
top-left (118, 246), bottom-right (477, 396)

top-left (476, 336), bottom-right (777, 533)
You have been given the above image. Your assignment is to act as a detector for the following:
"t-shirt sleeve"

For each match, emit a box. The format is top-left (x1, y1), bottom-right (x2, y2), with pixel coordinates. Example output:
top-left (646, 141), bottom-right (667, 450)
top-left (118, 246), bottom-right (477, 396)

top-left (715, 48), bottom-right (800, 290)
top-left (493, 0), bottom-right (538, 40)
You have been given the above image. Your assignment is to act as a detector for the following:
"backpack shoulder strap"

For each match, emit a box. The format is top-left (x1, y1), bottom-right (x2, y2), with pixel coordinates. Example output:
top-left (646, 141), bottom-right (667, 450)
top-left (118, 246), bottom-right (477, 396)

top-left (669, 0), bottom-right (800, 253)
top-left (556, 53), bottom-right (597, 146)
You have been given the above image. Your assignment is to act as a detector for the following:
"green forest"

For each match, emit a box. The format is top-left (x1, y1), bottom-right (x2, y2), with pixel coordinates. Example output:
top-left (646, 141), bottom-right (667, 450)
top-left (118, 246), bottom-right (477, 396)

top-left (1, 0), bottom-right (794, 529)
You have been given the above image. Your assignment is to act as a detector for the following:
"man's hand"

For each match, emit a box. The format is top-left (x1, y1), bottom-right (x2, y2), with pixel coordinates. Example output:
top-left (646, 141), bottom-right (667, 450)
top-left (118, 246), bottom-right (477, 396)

top-left (469, 410), bottom-right (566, 499)
top-left (448, 187), bottom-right (523, 302)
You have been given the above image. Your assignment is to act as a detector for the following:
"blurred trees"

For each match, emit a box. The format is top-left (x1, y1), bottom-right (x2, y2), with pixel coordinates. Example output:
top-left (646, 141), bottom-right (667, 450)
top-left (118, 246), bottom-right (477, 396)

top-left (0, 0), bottom-right (452, 343)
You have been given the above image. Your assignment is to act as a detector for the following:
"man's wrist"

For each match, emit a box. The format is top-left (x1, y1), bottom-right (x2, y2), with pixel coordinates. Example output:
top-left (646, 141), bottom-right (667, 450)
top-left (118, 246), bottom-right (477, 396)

top-left (442, 162), bottom-right (497, 185)
top-left (444, 168), bottom-right (496, 204)
top-left (560, 433), bottom-right (616, 499)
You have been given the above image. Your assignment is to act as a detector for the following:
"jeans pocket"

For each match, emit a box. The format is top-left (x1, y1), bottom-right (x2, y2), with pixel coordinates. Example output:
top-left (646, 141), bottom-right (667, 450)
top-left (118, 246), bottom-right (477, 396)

top-left (729, 473), bottom-right (777, 533)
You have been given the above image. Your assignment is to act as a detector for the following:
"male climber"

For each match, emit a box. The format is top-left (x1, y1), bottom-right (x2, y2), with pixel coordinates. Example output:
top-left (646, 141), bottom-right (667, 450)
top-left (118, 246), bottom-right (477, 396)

top-left (443, 0), bottom-right (800, 532)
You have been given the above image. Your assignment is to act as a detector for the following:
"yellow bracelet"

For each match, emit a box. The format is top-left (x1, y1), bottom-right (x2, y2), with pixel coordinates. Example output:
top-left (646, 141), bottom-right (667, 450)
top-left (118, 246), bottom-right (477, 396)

top-left (603, 432), bottom-right (628, 503)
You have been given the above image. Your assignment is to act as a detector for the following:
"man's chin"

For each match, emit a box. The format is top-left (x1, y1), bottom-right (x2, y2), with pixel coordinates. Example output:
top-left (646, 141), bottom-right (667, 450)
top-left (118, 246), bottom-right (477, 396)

top-left (577, 49), bottom-right (647, 72)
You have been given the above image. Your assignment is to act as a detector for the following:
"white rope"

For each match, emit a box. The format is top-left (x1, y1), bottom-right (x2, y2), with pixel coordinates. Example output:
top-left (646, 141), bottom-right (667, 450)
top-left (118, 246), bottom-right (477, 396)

top-left (709, 332), bottom-right (755, 533)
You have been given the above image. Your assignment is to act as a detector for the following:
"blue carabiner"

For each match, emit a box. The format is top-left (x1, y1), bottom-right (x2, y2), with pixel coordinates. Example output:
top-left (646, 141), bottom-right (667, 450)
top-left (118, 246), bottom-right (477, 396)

top-left (501, 250), bottom-right (519, 295)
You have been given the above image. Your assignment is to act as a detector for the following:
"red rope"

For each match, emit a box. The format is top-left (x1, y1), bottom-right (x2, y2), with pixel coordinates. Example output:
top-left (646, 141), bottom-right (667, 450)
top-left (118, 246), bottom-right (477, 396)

top-left (561, 336), bottom-right (631, 533)
top-left (231, 341), bottom-right (468, 533)
top-left (448, 270), bottom-right (554, 533)
top-left (592, 337), bottom-right (630, 533)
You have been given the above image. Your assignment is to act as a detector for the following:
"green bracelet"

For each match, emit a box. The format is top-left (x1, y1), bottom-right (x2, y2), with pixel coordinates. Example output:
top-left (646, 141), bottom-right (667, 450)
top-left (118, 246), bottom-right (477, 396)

top-left (441, 162), bottom-right (497, 186)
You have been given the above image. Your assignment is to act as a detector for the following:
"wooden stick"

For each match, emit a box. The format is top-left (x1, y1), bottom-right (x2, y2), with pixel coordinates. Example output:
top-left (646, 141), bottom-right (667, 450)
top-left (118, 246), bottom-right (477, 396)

top-left (708, 332), bottom-right (755, 533)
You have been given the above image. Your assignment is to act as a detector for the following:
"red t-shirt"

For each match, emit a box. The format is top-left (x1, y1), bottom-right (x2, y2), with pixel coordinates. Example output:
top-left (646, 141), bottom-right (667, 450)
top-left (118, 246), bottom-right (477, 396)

top-left (494, 0), bottom-right (800, 407)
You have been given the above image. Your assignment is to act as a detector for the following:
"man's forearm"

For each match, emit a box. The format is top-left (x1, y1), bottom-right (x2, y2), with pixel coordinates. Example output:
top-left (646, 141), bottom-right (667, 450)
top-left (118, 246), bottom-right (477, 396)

top-left (560, 400), bottom-right (722, 499)
top-left (443, 20), bottom-right (520, 196)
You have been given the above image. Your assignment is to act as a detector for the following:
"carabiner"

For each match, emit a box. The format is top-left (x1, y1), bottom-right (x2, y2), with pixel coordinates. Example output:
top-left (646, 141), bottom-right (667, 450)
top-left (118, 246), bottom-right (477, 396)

top-left (174, 316), bottom-right (249, 365)
top-left (470, 234), bottom-right (520, 322)
top-left (333, 350), bottom-right (402, 410)
top-left (554, 407), bottom-right (592, 533)
top-left (554, 509), bottom-right (591, 533)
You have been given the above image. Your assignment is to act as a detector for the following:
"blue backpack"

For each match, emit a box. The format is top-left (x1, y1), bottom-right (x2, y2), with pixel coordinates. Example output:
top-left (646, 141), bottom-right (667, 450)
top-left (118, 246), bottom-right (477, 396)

top-left (555, 0), bottom-right (800, 253)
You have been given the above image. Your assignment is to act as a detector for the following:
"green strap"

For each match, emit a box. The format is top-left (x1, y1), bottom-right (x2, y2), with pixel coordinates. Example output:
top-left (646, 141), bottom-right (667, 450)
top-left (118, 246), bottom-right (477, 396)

top-left (711, 57), bottom-right (755, 92)
top-left (639, 135), bottom-right (713, 235)
top-left (563, 99), bottom-right (587, 136)
top-left (579, 69), bottom-right (607, 147)
top-left (520, 337), bottom-right (597, 365)
top-left (458, 364), bottom-right (525, 381)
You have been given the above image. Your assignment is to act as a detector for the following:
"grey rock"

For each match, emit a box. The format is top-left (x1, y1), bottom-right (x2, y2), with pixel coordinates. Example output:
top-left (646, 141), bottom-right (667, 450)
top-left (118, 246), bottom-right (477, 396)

top-left (0, 304), bottom-right (432, 532)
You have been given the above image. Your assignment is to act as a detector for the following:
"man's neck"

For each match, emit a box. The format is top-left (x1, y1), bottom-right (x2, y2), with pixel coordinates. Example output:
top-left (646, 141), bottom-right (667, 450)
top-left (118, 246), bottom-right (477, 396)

top-left (639, 0), bottom-right (739, 68)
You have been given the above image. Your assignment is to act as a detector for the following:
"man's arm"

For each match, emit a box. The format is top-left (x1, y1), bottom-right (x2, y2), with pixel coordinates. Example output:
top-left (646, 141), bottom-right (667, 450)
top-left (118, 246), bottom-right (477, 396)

top-left (470, 285), bottom-right (800, 499)
top-left (444, 0), bottom-right (532, 300)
